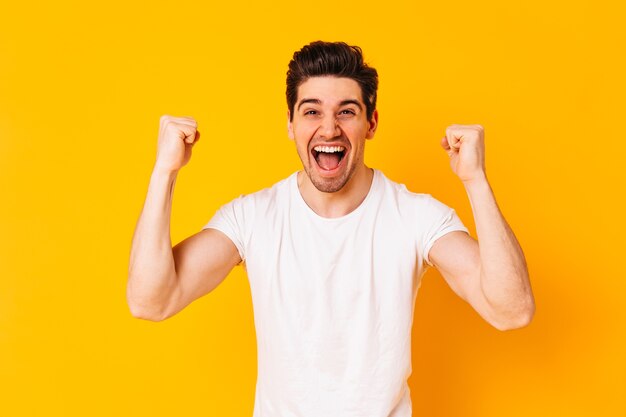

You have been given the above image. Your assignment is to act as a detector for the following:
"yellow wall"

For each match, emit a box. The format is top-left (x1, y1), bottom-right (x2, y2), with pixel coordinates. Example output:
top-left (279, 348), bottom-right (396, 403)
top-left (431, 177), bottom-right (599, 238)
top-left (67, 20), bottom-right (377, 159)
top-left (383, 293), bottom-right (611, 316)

top-left (1, 1), bottom-right (624, 415)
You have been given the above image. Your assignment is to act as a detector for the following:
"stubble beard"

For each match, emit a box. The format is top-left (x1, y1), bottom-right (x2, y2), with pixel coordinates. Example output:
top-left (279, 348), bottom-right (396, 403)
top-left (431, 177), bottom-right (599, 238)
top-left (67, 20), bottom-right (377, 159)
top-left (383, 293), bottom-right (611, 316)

top-left (302, 150), bottom-right (360, 194)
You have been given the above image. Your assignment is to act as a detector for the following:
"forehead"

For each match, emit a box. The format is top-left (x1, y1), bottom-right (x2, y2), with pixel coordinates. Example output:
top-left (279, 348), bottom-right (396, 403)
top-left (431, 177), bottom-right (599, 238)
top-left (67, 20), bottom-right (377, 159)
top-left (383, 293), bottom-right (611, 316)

top-left (297, 76), bottom-right (363, 105)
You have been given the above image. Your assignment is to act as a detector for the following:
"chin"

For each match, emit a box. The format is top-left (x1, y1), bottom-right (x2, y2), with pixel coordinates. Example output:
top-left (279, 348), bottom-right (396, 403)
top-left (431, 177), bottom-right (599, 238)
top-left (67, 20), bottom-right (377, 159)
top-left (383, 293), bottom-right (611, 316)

top-left (311, 178), bottom-right (348, 193)
top-left (306, 164), bottom-right (356, 193)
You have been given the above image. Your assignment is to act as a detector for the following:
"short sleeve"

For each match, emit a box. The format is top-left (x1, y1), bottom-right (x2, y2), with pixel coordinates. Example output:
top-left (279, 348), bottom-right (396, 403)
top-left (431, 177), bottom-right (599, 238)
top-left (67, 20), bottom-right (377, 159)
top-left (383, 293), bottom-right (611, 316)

top-left (202, 195), bottom-right (248, 262)
top-left (421, 196), bottom-right (469, 267)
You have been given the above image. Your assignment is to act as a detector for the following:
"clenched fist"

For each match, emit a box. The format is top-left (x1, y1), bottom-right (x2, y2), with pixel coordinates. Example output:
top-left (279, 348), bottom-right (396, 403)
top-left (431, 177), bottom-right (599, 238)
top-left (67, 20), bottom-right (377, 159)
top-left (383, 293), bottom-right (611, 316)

top-left (441, 124), bottom-right (486, 183)
top-left (154, 115), bottom-right (201, 174)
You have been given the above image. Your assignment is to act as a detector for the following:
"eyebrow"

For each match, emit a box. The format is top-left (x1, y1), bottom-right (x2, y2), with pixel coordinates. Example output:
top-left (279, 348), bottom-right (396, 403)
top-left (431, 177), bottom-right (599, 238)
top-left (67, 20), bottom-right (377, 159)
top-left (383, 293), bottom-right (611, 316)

top-left (297, 98), bottom-right (363, 111)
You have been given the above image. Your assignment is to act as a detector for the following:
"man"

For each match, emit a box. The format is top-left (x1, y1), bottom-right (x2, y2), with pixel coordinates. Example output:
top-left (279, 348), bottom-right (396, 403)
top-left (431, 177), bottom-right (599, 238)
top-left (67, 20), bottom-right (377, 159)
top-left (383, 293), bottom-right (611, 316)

top-left (128, 41), bottom-right (535, 416)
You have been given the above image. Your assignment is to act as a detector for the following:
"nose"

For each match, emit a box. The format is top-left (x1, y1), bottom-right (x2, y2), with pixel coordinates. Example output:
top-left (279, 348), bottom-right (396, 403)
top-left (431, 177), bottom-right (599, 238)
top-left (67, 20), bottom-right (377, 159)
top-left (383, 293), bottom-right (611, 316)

top-left (318, 114), bottom-right (341, 139)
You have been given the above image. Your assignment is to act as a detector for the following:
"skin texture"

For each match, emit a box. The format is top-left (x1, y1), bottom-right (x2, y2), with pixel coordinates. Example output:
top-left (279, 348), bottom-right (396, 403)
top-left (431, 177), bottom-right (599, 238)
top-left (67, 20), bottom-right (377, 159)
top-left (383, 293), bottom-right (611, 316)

top-left (127, 116), bottom-right (241, 321)
top-left (127, 79), bottom-right (535, 331)
top-left (287, 76), bottom-right (378, 218)
top-left (430, 124), bottom-right (535, 330)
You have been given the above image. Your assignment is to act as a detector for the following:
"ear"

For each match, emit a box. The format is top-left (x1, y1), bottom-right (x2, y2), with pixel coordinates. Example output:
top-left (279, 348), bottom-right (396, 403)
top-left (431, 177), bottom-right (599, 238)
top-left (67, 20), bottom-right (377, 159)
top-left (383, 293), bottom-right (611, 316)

top-left (365, 109), bottom-right (378, 140)
top-left (287, 110), bottom-right (294, 140)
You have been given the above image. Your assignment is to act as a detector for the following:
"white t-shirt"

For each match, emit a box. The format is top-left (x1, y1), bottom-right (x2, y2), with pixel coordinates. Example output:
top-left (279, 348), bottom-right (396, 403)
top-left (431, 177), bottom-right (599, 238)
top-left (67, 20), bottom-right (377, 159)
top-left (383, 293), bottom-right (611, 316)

top-left (203, 169), bottom-right (468, 417)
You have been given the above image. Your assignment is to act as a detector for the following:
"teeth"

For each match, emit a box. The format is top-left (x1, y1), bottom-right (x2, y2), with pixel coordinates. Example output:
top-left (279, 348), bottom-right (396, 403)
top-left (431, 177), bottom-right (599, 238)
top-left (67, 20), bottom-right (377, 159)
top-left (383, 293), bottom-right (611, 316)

top-left (313, 145), bottom-right (346, 153)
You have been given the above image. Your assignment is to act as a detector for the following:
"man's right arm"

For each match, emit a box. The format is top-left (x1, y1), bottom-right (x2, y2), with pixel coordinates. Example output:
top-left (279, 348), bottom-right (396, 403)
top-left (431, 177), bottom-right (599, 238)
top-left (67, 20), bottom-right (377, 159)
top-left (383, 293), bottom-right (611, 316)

top-left (126, 115), bottom-right (241, 321)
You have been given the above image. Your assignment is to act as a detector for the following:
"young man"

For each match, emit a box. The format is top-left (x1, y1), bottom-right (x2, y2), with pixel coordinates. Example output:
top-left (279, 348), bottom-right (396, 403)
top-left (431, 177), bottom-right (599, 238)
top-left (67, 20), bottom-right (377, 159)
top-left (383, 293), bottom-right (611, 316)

top-left (128, 41), bottom-right (535, 416)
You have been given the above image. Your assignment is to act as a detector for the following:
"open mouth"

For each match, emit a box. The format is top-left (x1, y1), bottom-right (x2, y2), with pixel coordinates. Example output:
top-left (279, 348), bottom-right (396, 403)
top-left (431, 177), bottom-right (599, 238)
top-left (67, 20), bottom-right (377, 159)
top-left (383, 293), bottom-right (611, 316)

top-left (311, 145), bottom-right (346, 172)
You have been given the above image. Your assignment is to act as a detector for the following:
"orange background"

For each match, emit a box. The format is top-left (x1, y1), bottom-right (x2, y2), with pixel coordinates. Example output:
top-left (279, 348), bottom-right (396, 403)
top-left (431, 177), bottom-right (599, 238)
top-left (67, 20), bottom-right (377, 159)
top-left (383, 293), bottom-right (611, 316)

top-left (1, 1), bottom-right (624, 416)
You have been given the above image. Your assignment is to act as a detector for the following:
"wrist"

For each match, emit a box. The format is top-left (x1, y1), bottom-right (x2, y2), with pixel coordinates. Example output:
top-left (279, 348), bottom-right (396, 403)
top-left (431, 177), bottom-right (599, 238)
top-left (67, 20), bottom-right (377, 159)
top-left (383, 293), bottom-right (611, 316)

top-left (152, 164), bottom-right (179, 180)
top-left (462, 172), bottom-right (490, 191)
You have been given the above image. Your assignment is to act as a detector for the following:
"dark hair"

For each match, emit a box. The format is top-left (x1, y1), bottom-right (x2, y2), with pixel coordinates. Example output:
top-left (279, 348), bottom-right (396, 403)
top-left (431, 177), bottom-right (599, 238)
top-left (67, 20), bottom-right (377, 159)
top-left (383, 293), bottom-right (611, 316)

top-left (286, 41), bottom-right (378, 122)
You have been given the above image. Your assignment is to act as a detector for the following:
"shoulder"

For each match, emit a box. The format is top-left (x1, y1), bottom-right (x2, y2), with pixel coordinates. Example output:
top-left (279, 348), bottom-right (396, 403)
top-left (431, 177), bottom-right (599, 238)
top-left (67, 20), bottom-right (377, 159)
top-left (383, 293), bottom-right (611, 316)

top-left (373, 169), bottom-right (462, 234)
top-left (374, 169), bottom-right (443, 211)
top-left (206, 173), bottom-right (295, 235)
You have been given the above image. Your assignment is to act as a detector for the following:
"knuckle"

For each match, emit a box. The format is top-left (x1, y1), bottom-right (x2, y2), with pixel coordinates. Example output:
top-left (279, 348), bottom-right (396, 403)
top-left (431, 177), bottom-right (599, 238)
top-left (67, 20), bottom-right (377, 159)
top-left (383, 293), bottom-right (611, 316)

top-left (184, 117), bottom-right (198, 127)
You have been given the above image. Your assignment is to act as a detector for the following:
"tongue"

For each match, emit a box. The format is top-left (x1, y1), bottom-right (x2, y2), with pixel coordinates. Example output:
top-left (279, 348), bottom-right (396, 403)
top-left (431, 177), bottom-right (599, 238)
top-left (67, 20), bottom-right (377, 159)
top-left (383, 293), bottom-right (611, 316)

top-left (317, 152), bottom-right (341, 170)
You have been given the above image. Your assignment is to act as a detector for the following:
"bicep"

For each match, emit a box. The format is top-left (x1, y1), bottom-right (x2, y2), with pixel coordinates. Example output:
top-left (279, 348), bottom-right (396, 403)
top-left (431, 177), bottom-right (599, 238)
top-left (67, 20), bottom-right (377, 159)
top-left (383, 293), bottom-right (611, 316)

top-left (166, 228), bottom-right (242, 317)
top-left (428, 231), bottom-right (482, 306)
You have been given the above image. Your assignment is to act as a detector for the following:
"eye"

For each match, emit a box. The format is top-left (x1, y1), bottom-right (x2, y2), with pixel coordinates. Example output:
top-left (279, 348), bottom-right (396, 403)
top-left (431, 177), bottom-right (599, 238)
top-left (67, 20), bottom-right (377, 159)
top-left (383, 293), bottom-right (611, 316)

top-left (304, 110), bottom-right (318, 115)
top-left (339, 109), bottom-right (356, 116)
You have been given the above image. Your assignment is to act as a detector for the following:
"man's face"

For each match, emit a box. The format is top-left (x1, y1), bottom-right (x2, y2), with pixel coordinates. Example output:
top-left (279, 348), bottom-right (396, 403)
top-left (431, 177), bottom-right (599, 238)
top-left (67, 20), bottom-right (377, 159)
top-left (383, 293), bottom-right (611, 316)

top-left (287, 76), bottom-right (378, 193)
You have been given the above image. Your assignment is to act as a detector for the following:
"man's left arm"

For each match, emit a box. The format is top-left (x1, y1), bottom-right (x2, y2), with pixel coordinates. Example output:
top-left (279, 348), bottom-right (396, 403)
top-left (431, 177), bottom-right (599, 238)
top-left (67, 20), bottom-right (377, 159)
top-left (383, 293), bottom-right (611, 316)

top-left (428, 124), bottom-right (535, 331)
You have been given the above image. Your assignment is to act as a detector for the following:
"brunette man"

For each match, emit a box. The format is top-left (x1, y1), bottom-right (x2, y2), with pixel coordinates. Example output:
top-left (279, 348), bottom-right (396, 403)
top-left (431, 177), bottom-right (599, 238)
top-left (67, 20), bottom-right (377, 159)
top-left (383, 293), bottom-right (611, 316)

top-left (128, 41), bottom-right (535, 417)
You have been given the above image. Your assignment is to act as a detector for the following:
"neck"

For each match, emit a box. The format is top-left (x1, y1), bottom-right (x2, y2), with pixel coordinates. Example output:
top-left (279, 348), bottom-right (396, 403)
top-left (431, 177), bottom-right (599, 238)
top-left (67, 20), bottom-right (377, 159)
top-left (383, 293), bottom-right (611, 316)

top-left (297, 165), bottom-right (374, 218)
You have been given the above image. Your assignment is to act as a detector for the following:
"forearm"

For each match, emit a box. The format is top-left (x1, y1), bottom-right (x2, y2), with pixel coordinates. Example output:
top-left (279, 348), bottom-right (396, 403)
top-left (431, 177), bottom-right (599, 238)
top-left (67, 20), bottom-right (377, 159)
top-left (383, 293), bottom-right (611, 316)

top-left (127, 167), bottom-right (179, 319)
top-left (464, 175), bottom-right (535, 327)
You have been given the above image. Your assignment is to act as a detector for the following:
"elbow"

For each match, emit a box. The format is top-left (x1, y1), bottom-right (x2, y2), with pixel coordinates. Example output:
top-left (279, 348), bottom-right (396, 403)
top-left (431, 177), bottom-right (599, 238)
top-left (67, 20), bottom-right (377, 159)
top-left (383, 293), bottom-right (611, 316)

top-left (127, 302), bottom-right (168, 322)
top-left (492, 301), bottom-right (536, 331)
top-left (126, 288), bottom-right (170, 322)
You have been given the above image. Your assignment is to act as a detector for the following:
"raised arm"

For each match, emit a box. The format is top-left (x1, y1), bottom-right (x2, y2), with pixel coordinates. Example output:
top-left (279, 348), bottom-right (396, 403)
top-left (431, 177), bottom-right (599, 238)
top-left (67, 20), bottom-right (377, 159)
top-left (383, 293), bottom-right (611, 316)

top-left (127, 115), bottom-right (241, 322)
top-left (428, 124), bottom-right (535, 331)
